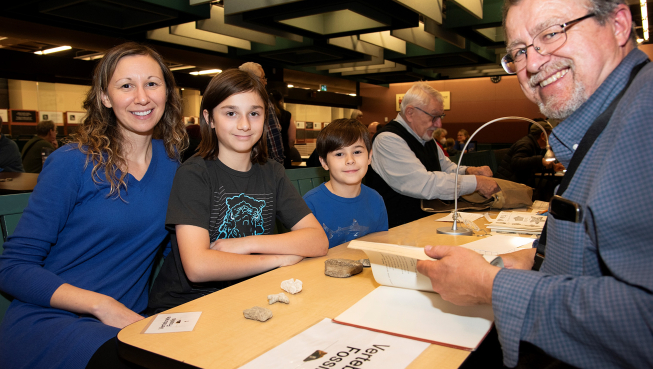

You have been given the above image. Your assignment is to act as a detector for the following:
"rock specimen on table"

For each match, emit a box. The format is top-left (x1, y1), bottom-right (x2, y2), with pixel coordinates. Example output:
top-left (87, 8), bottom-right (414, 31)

top-left (324, 258), bottom-right (363, 278)
top-left (243, 306), bottom-right (273, 322)
top-left (280, 278), bottom-right (303, 294)
top-left (358, 258), bottom-right (371, 267)
top-left (267, 292), bottom-right (290, 305)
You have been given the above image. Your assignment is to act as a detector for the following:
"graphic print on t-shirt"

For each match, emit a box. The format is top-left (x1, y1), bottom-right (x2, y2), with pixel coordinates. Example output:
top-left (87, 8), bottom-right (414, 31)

top-left (322, 219), bottom-right (369, 242)
top-left (216, 193), bottom-right (267, 239)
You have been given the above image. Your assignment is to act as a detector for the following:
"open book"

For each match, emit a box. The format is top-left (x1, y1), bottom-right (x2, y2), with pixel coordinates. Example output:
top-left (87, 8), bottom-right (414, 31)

top-left (333, 240), bottom-right (496, 351)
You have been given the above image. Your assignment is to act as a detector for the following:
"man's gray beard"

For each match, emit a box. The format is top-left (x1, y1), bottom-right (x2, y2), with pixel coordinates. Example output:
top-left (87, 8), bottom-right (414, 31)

top-left (536, 77), bottom-right (587, 120)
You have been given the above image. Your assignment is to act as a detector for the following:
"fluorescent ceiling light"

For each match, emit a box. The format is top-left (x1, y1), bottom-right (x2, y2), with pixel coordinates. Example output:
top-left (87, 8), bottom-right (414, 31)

top-left (34, 46), bottom-right (71, 55)
top-left (169, 65), bottom-right (196, 71)
top-left (190, 69), bottom-right (222, 75)
top-left (349, 93), bottom-right (356, 96)
top-left (287, 84), bottom-right (294, 88)
top-left (642, 0), bottom-right (649, 41)
top-left (74, 53), bottom-right (104, 61)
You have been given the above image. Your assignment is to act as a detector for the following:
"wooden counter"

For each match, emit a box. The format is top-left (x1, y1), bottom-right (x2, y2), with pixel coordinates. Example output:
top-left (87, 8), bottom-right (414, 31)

top-left (118, 213), bottom-right (505, 369)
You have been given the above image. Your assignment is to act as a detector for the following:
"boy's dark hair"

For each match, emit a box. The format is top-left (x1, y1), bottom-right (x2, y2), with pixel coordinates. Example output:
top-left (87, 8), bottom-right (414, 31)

top-left (316, 118), bottom-right (370, 160)
top-left (198, 69), bottom-right (268, 164)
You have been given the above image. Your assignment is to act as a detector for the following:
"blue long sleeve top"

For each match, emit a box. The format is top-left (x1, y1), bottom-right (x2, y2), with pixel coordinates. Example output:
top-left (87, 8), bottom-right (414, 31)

top-left (0, 140), bottom-right (178, 369)
top-left (492, 49), bottom-right (653, 368)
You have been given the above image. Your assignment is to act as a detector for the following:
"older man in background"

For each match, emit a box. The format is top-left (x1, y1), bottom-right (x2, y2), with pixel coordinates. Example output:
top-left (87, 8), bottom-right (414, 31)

top-left (366, 82), bottom-right (498, 227)
top-left (417, 0), bottom-right (653, 367)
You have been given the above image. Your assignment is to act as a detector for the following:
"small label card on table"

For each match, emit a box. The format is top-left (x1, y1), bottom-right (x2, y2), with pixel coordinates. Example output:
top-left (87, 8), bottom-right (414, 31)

top-left (143, 312), bottom-right (202, 334)
top-left (240, 318), bottom-right (429, 369)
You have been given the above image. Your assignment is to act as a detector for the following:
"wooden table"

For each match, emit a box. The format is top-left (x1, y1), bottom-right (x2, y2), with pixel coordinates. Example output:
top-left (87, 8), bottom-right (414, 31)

top-left (118, 213), bottom-right (501, 369)
top-left (0, 172), bottom-right (38, 194)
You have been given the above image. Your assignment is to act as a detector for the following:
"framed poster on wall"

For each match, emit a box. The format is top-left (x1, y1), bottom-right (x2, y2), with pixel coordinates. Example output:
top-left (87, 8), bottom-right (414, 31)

top-left (396, 94), bottom-right (405, 111)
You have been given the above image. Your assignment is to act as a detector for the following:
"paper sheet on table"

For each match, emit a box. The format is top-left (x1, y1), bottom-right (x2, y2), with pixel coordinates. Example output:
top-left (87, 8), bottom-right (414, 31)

top-left (239, 318), bottom-right (429, 369)
top-left (459, 235), bottom-right (534, 256)
top-left (143, 312), bottom-right (202, 334)
top-left (437, 212), bottom-right (484, 222)
top-left (334, 287), bottom-right (494, 351)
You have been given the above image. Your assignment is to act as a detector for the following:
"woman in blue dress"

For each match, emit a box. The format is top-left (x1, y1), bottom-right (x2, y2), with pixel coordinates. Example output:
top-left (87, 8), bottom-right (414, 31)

top-left (0, 42), bottom-right (187, 369)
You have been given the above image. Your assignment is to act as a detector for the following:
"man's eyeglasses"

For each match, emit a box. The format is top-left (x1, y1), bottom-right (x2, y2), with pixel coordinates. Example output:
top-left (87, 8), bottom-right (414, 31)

top-left (501, 13), bottom-right (596, 74)
top-left (413, 106), bottom-right (445, 123)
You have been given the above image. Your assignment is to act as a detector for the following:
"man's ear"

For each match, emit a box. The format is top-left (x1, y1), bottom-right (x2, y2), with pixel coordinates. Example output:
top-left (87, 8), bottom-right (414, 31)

top-left (611, 3), bottom-right (633, 47)
top-left (101, 92), bottom-right (112, 108)
top-left (203, 109), bottom-right (212, 129)
top-left (319, 156), bottom-right (329, 171)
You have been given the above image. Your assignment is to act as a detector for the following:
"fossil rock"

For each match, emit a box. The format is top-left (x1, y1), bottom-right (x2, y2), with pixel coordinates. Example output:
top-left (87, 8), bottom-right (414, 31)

top-left (358, 258), bottom-right (371, 267)
top-left (243, 306), bottom-right (273, 322)
top-left (280, 278), bottom-right (303, 294)
top-left (268, 292), bottom-right (290, 305)
top-left (324, 258), bottom-right (363, 278)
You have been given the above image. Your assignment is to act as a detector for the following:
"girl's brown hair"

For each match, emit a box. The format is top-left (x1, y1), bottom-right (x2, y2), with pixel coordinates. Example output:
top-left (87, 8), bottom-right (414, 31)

top-left (197, 69), bottom-right (268, 164)
top-left (74, 42), bottom-right (186, 198)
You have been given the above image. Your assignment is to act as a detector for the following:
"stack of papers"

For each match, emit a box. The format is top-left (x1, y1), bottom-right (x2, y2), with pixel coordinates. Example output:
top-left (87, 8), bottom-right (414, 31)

top-left (486, 211), bottom-right (546, 235)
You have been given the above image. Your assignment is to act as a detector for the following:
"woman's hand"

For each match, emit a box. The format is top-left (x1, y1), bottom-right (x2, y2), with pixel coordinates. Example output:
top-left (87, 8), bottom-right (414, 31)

top-left (93, 296), bottom-right (144, 329)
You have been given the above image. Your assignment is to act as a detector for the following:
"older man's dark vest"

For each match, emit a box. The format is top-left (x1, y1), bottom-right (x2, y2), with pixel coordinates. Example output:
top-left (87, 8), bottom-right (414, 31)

top-left (366, 121), bottom-right (441, 228)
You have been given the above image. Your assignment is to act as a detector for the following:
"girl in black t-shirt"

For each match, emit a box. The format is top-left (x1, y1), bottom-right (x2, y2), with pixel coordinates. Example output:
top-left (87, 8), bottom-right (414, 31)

top-left (148, 69), bottom-right (328, 312)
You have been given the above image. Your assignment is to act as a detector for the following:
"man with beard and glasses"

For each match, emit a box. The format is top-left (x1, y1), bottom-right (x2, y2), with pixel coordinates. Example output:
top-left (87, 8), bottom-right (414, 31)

top-left (415, 0), bottom-right (653, 368)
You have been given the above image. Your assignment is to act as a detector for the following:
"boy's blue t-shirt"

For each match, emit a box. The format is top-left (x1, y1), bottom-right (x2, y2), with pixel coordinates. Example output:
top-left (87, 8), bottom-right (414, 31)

top-left (303, 183), bottom-right (388, 248)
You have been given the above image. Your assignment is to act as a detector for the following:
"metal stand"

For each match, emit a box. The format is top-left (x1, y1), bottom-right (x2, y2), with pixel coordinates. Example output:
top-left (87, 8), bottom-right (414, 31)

top-left (437, 212), bottom-right (473, 235)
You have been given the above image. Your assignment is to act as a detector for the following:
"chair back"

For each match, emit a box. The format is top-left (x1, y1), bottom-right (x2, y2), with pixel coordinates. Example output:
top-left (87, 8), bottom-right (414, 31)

top-left (275, 167), bottom-right (330, 234)
top-left (459, 150), bottom-right (498, 175)
top-left (285, 167), bottom-right (330, 196)
top-left (0, 193), bottom-right (31, 323)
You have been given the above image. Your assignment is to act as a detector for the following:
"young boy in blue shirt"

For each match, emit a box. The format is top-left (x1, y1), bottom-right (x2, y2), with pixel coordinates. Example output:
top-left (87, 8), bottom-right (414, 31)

top-left (303, 118), bottom-right (388, 248)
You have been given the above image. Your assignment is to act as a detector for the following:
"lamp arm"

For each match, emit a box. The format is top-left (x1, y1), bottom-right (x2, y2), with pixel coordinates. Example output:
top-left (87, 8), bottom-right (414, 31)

top-left (450, 116), bottom-right (544, 231)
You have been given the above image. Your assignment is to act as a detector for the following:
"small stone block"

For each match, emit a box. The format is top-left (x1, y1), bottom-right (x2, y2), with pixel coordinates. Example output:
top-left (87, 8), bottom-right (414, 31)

top-left (243, 306), bottom-right (273, 322)
top-left (268, 292), bottom-right (290, 304)
top-left (358, 258), bottom-right (371, 267)
top-left (280, 278), bottom-right (303, 294)
top-left (324, 258), bottom-right (364, 278)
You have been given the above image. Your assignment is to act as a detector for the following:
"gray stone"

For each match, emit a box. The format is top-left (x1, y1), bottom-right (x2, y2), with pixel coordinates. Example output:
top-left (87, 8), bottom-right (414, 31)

top-left (243, 306), bottom-right (273, 322)
top-left (324, 258), bottom-right (364, 278)
top-left (358, 258), bottom-right (371, 267)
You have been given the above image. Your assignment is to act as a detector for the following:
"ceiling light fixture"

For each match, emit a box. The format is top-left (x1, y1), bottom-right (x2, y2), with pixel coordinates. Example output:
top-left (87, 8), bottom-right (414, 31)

top-left (642, 0), bottom-right (649, 41)
top-left (190, 69), bottom-right (222, 75)
top-left (287, 84), bottom-right (294, 88)
top-left (169, 65), bottom-right (196, 71)
top-left (34, 46), bottom-right (71, 55)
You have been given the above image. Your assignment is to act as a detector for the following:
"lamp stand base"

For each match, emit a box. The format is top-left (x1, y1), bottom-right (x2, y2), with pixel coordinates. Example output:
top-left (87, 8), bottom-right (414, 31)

top-left (436, 226), bottom-right (474, 236)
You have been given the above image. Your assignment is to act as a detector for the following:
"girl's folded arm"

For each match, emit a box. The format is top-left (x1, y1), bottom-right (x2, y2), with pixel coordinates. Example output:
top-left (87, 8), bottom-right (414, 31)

top-left (176, 224), bottom-right (302, 283)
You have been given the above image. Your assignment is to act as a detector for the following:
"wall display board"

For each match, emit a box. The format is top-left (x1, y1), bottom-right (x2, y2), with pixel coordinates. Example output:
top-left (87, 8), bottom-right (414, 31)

top-left (0, 109), bottom-right (8, 123)
top-left (295, 121), bottom-right (305, 129)
top-left (10, 110), bottom-right (38, 124)
top-left (442, 91), bottom-right (451, 110)
top-left (40, 111), bottom-right (65, 124)
top-left (65, 111), bottom-right (86, 125)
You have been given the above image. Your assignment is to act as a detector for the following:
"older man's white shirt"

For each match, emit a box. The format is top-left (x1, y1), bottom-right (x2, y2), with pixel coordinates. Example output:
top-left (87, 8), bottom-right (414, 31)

top-left (371, 114), bottom-right (477, 200)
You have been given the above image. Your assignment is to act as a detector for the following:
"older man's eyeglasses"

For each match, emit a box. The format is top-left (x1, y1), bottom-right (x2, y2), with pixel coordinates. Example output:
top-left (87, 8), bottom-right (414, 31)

top-left (413, 106), bottom-right (445, 123)
top-left (501, 13), bottom-right (596, 74)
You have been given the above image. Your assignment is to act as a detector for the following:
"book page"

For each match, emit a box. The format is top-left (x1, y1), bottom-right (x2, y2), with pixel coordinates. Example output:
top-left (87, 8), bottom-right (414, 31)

top-left (348, 241), bottom-right (434, 291)
top-left (334, 286), bottom-right (494, 351)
